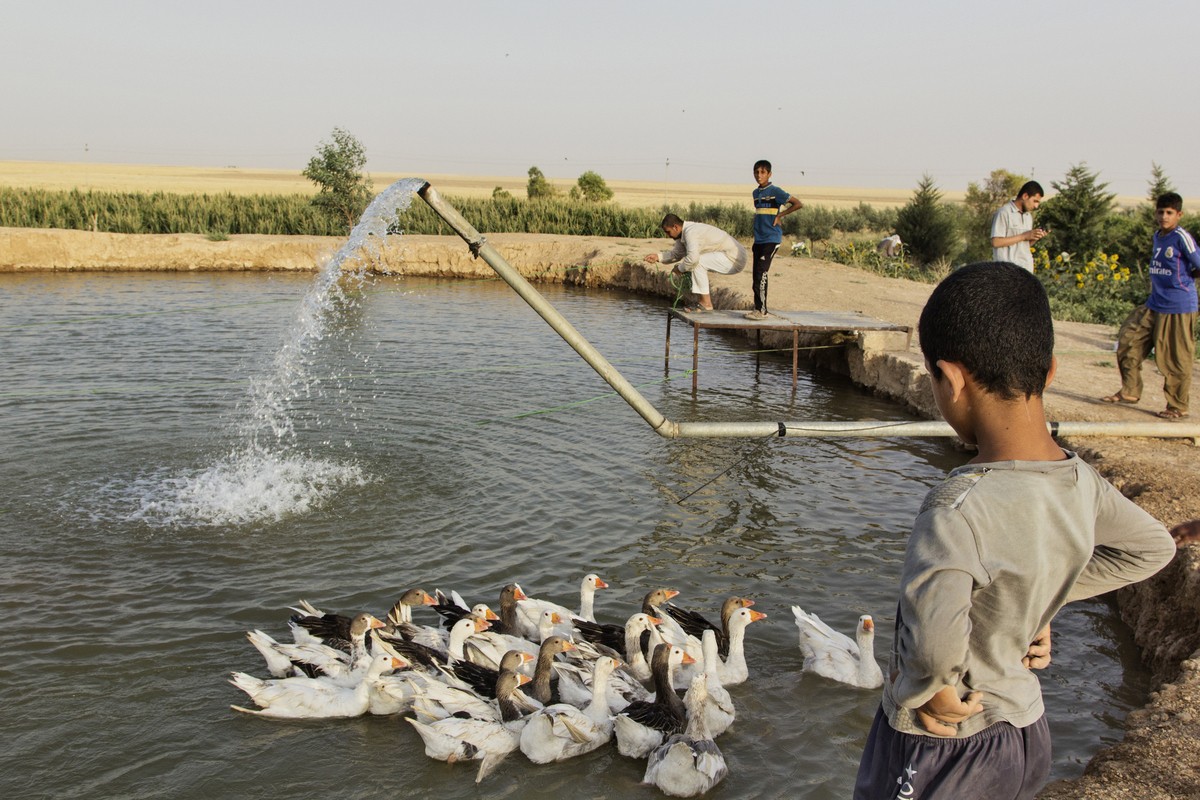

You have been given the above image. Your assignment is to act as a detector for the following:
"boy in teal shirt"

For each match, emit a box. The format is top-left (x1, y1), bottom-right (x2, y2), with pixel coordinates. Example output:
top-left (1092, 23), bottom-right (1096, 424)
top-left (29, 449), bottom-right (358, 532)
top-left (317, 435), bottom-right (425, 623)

top-left (747, 160), bottom-right (803, 319)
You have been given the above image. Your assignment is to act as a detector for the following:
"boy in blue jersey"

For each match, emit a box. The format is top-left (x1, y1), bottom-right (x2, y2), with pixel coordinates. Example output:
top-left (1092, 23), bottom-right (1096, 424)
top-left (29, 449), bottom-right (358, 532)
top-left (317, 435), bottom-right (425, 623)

top-left (746, 160), bottom-right (803, 319)
top-left (1101, 192), bottom-right (1200, 419)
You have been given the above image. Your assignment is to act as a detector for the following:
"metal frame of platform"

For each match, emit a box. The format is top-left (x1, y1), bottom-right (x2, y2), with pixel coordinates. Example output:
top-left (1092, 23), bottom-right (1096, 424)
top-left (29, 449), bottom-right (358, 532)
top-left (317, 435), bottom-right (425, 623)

top-left (665, 308), bottom-right (912, 391)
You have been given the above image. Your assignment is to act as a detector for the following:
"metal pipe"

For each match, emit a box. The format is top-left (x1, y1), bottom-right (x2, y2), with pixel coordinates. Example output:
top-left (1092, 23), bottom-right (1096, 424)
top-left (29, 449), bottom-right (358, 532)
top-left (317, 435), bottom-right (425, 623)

top-left (416, 182), bottom-right (1199, 445)
top-left (418, 183), bottom-right (677, 437)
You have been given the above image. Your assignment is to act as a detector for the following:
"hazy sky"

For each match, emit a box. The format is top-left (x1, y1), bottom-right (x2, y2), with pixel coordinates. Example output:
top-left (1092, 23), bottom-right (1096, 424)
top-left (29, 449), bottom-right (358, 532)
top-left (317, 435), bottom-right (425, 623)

top-left (3, 0), bottom-right (1196, 196)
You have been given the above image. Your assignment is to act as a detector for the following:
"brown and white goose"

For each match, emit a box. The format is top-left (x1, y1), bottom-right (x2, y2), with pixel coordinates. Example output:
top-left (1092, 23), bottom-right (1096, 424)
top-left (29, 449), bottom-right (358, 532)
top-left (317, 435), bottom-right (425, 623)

top-left (614, 643), bottom-right (695, 758)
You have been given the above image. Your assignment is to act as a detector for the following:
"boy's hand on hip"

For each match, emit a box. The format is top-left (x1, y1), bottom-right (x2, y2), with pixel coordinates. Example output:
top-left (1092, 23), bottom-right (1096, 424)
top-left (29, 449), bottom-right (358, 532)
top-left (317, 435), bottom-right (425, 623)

top-left (915, 686), bottom-right (983, 736)
top-left (1023, 624), bottom-right (1052, 670)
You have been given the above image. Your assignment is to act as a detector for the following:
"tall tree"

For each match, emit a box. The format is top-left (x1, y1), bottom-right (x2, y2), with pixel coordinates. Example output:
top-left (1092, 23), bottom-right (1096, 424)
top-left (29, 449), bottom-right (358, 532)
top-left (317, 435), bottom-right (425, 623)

top-left (1147, 162), bottom-right (1176, 203)
top-left (1037, 163), bottom-right (1116, 257)
top-left (526, 166), bottom-right (555, 199)
top-left (573, 170), bottom-right (613, 202)
top-left (302, 128), bottom-right (374, 232)
top-left (895, 174), bottom-right (959, 266)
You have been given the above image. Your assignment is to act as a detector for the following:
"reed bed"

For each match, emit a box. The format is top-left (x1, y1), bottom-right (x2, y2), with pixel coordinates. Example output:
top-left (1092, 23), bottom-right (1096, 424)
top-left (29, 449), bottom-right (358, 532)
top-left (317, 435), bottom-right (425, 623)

top-left (0, 187), bottom-right (896, 241)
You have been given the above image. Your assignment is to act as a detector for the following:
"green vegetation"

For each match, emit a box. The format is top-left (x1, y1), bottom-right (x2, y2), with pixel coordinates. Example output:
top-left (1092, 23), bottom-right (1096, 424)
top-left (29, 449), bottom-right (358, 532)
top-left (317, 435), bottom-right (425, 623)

top-left (526, 166), bottom-right (555, 199)
top-left (894, 175), bottom-right (958, 267)
top-left (1038, 163), bottom-right (1117, 259)
top-left (302, 128), bottom-right (374, 232)
top-left (571, 171), bottom-right (613, 202)
top-left (0, 187), bottom-right (893, 241)
top-left (0, 187), bottom-right (346, 235)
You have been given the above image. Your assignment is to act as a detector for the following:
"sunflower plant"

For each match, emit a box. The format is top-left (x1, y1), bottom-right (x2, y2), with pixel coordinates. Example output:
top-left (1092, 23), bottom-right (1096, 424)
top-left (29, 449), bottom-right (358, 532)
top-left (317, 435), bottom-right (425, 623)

top-left (1033, 247), bottom-right (1147, 325)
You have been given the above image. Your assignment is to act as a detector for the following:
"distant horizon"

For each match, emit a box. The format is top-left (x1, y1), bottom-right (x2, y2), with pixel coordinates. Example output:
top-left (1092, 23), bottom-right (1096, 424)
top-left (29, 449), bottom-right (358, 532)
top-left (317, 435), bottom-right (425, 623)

top-left (2, 159), bottom-right (1186, 211)
top-left (3, 2), bottom-right (1197, 202)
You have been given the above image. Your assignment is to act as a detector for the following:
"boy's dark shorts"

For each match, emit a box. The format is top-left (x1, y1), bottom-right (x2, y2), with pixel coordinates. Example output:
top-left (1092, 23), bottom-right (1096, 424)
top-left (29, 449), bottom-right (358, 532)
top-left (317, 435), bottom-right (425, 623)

top-left (854, 706), bottom-right (1050, 799)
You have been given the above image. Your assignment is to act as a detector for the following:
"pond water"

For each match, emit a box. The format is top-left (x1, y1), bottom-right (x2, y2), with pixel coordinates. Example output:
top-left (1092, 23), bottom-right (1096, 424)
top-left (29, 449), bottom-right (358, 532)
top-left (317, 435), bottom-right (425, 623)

top-left (0, 263), bottom-right (1148, 798)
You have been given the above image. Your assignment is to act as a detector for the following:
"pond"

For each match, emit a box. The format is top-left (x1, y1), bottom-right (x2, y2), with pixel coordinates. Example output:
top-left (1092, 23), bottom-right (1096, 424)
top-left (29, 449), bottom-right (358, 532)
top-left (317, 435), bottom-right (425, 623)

top-left (0, 261), bottom-right (1147, 798)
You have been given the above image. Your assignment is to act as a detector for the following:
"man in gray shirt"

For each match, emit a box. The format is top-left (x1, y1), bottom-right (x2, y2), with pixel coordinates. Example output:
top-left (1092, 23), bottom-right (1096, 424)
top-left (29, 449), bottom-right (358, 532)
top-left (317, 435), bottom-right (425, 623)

top-left (991, 181), bottom-right (1047, 271)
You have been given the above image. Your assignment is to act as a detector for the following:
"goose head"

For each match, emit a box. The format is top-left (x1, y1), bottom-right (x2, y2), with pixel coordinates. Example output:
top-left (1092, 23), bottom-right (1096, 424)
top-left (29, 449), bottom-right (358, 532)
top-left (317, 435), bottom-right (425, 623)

top-left (642, 588), bottom-right (680, 614)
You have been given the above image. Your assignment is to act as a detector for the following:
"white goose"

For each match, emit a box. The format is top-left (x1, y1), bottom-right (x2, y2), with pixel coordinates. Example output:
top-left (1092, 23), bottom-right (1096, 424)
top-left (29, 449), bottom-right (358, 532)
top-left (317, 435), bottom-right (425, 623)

top-left (690, 629), bottom-right (735, 737)
top-left (659, 606), bottom-right (765, 689)
top-left (643, 672), bottom-right (728, 797)
top-left (380, 616), bottom-right (490, 674)
top-left (791, 606), bottom-right (883, 689)
top-left (466, 609), bottom-right (563, 670)
top-left (519, 656), bottom-right (621, 763)
top-left (516, 573), bottom-right (610, 636)
top-left (229, 652), bottom-right (405, 719)
top-left (247, 613), bottom-right (386, 684)
top-left (406, 670), bottom-right (532, 783)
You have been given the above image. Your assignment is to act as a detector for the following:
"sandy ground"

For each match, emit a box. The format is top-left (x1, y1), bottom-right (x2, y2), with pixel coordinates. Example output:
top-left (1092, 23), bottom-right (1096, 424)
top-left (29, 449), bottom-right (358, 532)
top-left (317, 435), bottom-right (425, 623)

top-left (2, 225), bottom-right (1199, 796)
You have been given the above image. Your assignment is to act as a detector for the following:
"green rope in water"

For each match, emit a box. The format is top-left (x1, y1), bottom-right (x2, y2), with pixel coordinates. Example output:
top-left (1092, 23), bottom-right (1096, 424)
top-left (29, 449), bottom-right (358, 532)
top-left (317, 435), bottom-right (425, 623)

top-left (668, 271), bottom-right (692, 310)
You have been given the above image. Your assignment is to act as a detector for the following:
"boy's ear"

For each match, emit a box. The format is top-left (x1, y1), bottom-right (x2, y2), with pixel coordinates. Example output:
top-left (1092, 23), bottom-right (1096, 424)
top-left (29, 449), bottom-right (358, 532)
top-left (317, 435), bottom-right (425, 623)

top-left (1045, 356), bottom-right (1058, 390)
top-left (935, 359), bottom-right (968, 402)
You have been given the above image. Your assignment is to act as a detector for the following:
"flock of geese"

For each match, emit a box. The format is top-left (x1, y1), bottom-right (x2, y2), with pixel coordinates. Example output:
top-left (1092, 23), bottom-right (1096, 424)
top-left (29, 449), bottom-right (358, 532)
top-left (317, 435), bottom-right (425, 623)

top-left (229, 574), bottom-right (882, 797)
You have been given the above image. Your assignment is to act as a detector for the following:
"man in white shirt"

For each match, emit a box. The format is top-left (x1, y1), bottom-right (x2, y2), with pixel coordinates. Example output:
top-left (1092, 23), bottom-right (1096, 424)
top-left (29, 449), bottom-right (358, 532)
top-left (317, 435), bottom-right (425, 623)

top-left (990, 181), bottom-right (1047, 272)
top-left (645, 213), bottom-right (748, 311)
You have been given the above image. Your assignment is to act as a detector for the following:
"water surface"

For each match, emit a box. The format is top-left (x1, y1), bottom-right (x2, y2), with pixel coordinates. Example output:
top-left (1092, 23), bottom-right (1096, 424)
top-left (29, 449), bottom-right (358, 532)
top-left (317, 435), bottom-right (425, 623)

top-left (0, 271), bottom-right (1147, 798)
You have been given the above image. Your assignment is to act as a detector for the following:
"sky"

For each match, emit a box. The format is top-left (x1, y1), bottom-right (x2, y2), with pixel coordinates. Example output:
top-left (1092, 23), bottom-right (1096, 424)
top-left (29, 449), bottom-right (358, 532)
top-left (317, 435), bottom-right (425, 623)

top-left (3, 0), bottom-right (1197, 197)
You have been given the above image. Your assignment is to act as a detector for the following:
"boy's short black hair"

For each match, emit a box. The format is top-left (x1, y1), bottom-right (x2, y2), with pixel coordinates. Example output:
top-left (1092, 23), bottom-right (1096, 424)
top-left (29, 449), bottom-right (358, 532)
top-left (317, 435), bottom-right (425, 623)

top-left (1156, 192), bottom-right (1183, 212)
top-left (753, 159), bottom-right (772, 172)
top-left (1017, 180), bottom-right (1044, 199)
top-left (919, 262), bottom-right (1054, 400)
top-left (661, 213), bottom-right (684, 229)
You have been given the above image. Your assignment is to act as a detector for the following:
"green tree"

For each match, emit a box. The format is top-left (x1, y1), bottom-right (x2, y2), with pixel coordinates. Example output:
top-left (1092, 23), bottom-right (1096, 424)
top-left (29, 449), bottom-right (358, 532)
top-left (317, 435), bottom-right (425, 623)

top-left (1037, 163), bottom-right (1116, 258)
top-left (574, 170), bottom-right (613, 202)
top-left (894, 174), bottom-right (959, 266)
top-left (527, 166), bottom-right (556, 199)
top-left (302, 128), bottom-right (374, 232)
top-left (1147, 161), bottom-right (1176, 203)
top-left (961, 169), bottom-right (1026, 262)
top-left (492, 185), bottom-right (513, 200)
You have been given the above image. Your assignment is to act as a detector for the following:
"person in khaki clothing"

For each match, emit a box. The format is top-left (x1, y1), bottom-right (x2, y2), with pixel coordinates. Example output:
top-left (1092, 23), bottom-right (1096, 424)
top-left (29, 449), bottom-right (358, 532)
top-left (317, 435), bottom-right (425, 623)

top-left (1101, 192), bottom-right (1200, 419)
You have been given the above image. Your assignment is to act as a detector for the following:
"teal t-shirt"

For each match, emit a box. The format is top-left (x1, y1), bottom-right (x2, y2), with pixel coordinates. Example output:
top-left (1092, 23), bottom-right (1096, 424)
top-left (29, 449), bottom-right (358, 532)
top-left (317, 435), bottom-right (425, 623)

top-left (753, 183), bottom-right (792, 244)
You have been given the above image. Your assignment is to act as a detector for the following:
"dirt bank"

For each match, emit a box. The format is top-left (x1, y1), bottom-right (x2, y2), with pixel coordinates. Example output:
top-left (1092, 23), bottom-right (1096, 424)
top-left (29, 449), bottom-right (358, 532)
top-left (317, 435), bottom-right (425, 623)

top-left (3, 227), bottom-right (1199, 797)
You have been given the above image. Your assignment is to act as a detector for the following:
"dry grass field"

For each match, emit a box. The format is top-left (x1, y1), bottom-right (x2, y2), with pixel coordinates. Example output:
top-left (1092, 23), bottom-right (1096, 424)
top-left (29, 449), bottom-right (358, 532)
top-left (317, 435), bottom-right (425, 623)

top-left (0, 160), bottom-right (937, 209)
top-left (2, 160), bottom-right (1171, 210)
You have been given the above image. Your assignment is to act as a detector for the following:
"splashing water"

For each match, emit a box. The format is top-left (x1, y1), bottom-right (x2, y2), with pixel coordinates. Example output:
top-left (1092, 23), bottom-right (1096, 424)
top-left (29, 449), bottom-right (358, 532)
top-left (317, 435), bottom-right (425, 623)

top-left (127, 178), bottom-right (427, 527)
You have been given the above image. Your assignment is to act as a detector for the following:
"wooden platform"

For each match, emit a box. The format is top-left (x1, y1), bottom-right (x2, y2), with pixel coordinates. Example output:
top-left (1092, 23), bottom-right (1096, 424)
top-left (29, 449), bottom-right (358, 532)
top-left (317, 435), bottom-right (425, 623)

top-left (665, 308), bottom-right (912, 390)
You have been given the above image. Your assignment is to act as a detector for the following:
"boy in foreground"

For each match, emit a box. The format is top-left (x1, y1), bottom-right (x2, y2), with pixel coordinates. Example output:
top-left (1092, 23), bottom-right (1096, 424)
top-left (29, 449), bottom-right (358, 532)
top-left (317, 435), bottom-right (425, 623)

top-left (746, 160), bottom-right (803, 319)
top-left (855, 262), bottom-right (1174, 799)
top-left (1101, 192), bottom-right (1200, 419)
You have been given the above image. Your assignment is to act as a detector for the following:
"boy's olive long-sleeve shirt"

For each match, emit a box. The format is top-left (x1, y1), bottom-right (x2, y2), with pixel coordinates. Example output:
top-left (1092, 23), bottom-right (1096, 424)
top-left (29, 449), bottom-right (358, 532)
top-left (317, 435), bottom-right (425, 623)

top-left (882, 451), bottom-right (1174, 738)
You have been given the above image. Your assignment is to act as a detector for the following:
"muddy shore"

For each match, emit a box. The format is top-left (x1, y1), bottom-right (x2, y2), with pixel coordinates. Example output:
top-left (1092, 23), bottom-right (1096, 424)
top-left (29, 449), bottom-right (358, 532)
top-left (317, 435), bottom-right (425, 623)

top-left (3, 227), bottom-right (1199, 798)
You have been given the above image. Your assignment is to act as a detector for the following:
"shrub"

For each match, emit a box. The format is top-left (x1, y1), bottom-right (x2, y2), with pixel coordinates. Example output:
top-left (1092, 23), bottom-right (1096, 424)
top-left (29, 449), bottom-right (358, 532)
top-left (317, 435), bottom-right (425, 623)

top-left (1038, 163), bottom-right (1116, 259)
top-left (573, 171), bottom-right (613, 202)
top-left (526, 166), bottom-right (555, 199)
top-left (894, 175), bottom-right (959, 266)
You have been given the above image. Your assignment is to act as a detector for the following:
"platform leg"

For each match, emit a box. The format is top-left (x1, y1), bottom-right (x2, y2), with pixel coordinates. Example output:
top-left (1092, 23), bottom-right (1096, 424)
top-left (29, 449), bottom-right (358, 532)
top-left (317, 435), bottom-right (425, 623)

top-left (665, 313), bottom-right (672, 374)
top-left (755, 329), bottom-right (761, 377)
top-left (692, 324), bottom-right (700, 392)
top-left (792, 330), bottom-right (799, 390)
